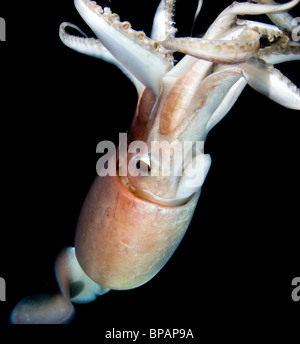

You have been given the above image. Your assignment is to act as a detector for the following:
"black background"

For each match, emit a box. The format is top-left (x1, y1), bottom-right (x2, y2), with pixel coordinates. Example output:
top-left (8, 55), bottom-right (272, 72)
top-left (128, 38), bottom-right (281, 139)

top-left (0, 0), bottom-right (299, 340)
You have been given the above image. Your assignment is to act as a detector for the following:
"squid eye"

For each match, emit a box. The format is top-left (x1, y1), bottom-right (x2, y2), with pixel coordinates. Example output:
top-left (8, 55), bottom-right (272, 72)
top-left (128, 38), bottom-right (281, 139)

top-left (136, 153), bottom-right (151, 172)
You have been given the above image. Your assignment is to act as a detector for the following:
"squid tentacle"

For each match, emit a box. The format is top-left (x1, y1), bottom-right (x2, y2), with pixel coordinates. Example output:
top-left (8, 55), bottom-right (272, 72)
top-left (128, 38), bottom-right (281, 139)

top-left (220, 0), bottom-right (300, 17)
top-left (151, 0), bottom-right (177, 42)
top-left (238, 58), bottom-right (300, 109)
top-left (235, 19), bottom-right (300, 63)
top-left (73, 0), bottom-right (173, 95)
top-left (60, 22), bottom-right (117, 61)
top-left (215, 56), bottom-right (300, 110)
top-left (205, 0), bottom-right (300, 39)
top-left (251, 0), bottom-right (299, 34)
top-left (258, 41), bottom-right (300, 64)
top-left (151, 0), bottom-right (205, 41)
top-left (237, 19), bottom-right (289, 42)
top-left (59, 22), bottom-right (143, 92)
top-left (161, 30), bottom-right (260, 64)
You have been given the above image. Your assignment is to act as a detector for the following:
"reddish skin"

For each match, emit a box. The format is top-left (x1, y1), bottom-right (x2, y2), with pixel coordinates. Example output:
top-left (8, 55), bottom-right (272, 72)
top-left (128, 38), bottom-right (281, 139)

top-left (75, 172), bottom-right (200, 290)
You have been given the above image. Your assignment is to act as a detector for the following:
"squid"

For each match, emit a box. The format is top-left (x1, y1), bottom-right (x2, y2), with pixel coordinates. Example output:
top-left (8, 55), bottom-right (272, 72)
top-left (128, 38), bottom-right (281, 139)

top-left (10, 0), bottom-right (300, 324)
